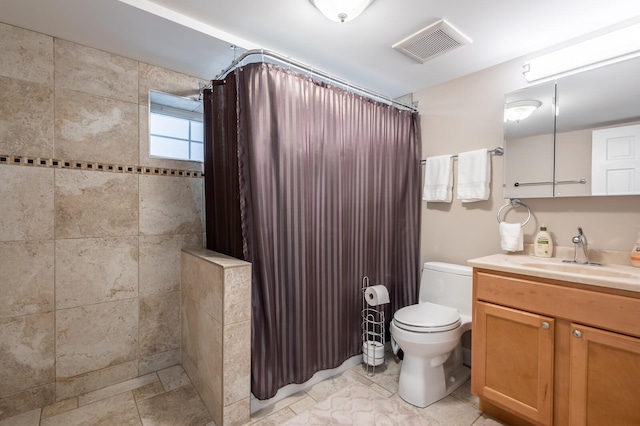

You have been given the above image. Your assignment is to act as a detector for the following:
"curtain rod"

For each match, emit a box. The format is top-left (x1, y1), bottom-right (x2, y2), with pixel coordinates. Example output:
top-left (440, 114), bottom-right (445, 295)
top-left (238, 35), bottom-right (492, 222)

top-left (213, 49), bottom-right (418, 113)
top-left (420, 146), bottom-right (504, 165)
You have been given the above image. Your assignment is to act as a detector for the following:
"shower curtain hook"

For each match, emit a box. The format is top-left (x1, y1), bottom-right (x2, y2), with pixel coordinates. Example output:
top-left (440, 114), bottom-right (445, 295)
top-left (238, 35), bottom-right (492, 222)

top-left (230, 45), bottom-right (238, 62)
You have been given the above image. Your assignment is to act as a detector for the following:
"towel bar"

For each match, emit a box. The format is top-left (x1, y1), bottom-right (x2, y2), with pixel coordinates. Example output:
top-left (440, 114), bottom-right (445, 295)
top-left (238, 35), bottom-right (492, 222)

top-left (497, 198), bottom-right (531, 227)
top-left (420, 146), bottom-right (503, 165)
top-left (514, 179), bottom-right (586, 187)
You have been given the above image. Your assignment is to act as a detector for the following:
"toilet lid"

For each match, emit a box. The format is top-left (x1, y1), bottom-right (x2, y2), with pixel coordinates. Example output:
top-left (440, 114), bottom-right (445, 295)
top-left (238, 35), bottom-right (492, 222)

top-left (393, 302), bottom-right (461, 332)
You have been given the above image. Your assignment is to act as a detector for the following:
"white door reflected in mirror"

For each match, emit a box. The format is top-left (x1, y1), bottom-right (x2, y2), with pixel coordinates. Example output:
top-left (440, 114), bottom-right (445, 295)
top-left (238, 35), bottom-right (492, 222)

top-left (592, 124), bottom-right (640, 195)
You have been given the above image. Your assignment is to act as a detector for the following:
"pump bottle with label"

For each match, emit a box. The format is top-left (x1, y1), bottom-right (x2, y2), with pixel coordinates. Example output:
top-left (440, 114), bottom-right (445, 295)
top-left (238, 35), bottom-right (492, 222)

top-left (631, 231), bottom-right (640, 268)
top-left (534, 224), bottom-right (553, 258)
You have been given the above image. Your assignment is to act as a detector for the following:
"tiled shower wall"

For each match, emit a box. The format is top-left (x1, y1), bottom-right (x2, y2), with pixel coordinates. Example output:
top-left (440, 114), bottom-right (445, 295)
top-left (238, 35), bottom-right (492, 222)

top-left (181, 249), bottom-right (252, 425)
top-left (0, 22), bottom-right (206, 419)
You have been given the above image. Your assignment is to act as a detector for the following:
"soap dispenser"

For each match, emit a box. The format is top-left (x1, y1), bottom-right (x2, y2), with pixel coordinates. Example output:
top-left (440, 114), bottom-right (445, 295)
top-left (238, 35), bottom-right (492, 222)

top-left (534, 224), bottom-right (553, 258)
top-left (631, 231), bottom-right (640, 268)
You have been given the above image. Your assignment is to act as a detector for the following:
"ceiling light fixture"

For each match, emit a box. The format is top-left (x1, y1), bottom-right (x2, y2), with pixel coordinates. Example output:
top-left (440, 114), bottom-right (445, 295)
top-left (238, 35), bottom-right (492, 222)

top-left (309, 0), bottom-right (375, 23)
top-left (523, 22), bottom-right (640, 82)
top-left (504, 100), bottom-right (541, 122)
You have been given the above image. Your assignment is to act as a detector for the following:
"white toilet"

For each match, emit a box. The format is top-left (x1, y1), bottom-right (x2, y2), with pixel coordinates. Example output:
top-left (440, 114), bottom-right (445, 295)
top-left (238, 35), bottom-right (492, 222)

top-left (390, 262), bottom-right (472, 408)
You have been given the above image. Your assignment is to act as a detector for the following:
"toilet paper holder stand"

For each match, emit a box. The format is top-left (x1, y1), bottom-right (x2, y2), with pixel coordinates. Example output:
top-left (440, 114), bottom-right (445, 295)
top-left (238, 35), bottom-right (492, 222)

top-left (361, 276), bottom-right (387, 375)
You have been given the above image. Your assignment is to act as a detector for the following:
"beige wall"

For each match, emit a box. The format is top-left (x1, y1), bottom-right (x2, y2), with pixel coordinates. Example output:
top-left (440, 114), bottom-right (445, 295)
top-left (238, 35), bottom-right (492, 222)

top-left (0, 22), bottom-right (205, 419)
top-left (415, 57), bottom-right (640, 266)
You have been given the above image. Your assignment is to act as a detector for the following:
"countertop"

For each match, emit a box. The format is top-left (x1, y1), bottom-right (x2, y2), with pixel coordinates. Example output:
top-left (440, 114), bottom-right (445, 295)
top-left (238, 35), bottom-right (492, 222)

top-left (468, 253), bottom-right (640, 293)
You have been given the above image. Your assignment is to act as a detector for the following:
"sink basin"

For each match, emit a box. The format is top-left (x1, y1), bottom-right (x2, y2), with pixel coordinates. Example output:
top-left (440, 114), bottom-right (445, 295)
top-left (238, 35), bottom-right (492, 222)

top-left (519, 261), bottom-right (638, 279)
top-left (469, 253), bottom-right (640, 293)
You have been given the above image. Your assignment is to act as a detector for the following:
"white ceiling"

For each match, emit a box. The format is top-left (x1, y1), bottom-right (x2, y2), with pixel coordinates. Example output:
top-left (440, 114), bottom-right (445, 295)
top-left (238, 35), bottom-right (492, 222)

top-left (2, 0), bottom-right (640, 98)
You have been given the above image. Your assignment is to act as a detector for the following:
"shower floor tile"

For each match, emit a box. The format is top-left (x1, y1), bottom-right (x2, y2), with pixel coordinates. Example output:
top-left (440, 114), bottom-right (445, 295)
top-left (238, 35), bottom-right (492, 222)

top-left (136, 384), bottom-right (211, 426)
top-left (40, 392), bottom-right (141, 426)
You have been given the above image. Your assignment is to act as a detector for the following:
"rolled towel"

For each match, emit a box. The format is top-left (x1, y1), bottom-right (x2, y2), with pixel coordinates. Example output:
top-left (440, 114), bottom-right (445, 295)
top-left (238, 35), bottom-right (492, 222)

top-left (423, 155), bottom-right (453, 202)
top-left (457, 149), bottom-right (491, 202)
top-left (500, 222), bottom-right (523, 252)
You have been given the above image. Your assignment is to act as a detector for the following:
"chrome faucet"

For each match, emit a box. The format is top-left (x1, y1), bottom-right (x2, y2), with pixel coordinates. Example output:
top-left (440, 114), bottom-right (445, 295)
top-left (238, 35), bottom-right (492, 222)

top-left (572, 227), bottom-right (589, 264)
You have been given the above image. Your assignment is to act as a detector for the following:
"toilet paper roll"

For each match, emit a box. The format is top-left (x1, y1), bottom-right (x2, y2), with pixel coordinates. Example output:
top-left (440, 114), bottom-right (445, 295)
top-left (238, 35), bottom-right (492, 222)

top-left (362, 341), bottom-right (385, 366)
top-left (364, 285), bottom-right (390, 306)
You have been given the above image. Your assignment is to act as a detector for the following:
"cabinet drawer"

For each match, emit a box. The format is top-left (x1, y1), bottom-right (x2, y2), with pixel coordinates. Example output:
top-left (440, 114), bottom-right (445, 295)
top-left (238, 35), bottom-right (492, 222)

top-left (474, 270), bottom-right (640, 338)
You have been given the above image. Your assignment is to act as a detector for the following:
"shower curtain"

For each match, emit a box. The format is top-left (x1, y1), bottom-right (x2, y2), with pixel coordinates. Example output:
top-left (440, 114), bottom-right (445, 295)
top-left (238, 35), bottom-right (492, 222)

top-left (204, 62), bottom-right (421, 400)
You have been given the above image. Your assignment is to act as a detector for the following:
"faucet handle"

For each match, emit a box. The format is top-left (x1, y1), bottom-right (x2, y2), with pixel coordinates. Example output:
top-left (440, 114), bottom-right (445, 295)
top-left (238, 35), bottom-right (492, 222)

top-left (575, 226), bottom-right (588, 244)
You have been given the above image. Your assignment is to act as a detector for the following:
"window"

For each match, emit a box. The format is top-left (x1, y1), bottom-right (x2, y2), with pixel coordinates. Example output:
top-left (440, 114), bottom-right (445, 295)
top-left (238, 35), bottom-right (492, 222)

top-left (149, 90), bottom-right (204, 162)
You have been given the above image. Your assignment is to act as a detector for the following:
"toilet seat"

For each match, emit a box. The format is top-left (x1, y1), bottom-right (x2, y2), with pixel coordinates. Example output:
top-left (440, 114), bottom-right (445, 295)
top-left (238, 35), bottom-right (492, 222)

top-left (393, 302), bottom-right (461, 333)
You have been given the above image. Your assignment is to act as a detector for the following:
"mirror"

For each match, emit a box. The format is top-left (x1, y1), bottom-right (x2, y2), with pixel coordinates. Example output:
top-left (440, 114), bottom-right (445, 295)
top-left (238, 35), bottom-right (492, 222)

top-left (503, 56), bottom-right (640, 198)
top-left (503, 81), bottom-right (556, 198)
top-left (149, 90), bottom-right (204, 162)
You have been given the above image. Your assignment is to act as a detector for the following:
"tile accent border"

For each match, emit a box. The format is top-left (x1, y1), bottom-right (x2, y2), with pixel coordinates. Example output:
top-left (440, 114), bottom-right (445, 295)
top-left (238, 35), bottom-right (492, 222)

top-left (0, 154), bottom-right (204, 178)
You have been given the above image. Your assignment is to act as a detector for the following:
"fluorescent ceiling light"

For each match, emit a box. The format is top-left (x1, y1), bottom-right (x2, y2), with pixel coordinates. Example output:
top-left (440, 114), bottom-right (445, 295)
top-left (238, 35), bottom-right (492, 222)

top-left (523, 22), bottom-right (640, 82)
top-left (309, 0), bottom-right (375, 23)
top-left (504, 100), bottom-right (541, 122)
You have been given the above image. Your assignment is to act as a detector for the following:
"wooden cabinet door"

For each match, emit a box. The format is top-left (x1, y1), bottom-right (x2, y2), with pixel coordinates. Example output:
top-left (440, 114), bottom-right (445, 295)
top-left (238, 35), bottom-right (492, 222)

top-left (473, 302), bottom-right (554, 426)
top-left (569, 324), bottom-right (640, 425)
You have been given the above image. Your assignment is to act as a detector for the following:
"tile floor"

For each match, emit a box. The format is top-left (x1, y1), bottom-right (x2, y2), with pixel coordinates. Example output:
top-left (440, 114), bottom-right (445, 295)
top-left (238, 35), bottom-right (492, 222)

top-left (1, 355), bottom-right (505, 426)
top-left (250, 354), bottom-right (505, 426)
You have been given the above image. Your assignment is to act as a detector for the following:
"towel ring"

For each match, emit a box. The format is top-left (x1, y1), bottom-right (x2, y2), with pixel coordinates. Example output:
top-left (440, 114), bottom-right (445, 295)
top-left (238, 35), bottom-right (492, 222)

top-left (497, 199), bottom-right (531, 227)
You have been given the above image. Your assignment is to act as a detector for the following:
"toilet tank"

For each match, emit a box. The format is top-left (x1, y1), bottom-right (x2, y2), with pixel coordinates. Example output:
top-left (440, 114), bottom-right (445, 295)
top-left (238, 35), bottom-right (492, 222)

top-left (418, 262), bottom-right (472, 317)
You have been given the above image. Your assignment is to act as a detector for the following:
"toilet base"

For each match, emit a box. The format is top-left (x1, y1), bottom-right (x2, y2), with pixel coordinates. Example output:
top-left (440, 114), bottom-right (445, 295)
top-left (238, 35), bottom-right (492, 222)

top-left (397, 345), bottom-right (470, 408)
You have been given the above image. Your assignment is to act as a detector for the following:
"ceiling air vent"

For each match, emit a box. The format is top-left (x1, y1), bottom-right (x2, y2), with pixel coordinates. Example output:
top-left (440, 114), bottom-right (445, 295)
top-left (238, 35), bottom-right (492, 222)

top-left (393, 19), bottom-right (471, 63)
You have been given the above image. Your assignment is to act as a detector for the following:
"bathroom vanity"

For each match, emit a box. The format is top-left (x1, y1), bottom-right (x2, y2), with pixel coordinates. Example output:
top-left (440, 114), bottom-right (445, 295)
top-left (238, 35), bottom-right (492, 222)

top-left (468, 254), bottom-right (640, 426)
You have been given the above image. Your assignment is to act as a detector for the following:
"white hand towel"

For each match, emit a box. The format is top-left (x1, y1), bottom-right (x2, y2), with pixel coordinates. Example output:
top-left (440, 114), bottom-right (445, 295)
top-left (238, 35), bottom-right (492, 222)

top-left (500, 222), bottom-right (523, 252)
top-left (457, 149), bottom-right (491, 202)
top-left (423, 155), bottom-right (453, 202)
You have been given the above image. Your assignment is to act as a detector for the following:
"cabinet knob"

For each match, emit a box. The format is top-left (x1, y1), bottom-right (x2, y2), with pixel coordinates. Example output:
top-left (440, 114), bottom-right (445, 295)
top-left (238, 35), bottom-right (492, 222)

top-left (541, 322), bottom-right (550, 330)
top-left (573, 329), bottom-right (582, 338)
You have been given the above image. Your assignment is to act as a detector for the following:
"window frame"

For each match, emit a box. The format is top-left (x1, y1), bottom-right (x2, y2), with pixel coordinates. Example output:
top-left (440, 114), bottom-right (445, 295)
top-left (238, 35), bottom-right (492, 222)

top-left (149, 102), bottom-right (204, 163)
